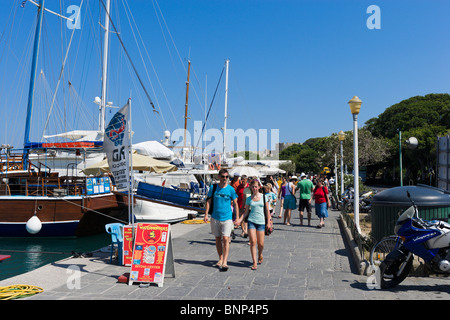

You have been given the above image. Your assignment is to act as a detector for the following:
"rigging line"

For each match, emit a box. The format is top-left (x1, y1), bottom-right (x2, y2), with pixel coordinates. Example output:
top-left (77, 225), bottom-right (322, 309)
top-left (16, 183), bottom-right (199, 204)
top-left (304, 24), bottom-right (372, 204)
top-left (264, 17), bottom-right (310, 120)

top-left (43, 0), bottom-right (84, 137)
top-left (99, 0), bottom-right (159, 117)
top-left (152, 0), bottom-right (185, 75)
top-left (121, 0), bottom-right (168, 130)
top-left (151, 0), bottom-right (181, 82)
top-left (57, 196), bottom-right (128, 224)
top-left (190, 64), bottom-right (208, 117)
top-left (123, 0), bottom-right (179, 130)
top-left (194, 65), bottom-right (225, 153)
top-left (0, 2), bottom-right (19, 65)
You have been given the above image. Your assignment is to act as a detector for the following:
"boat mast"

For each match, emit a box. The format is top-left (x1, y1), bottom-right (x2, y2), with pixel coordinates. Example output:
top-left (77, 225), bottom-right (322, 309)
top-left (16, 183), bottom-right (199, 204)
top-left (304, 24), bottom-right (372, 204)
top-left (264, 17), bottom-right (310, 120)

top-left (23, 0), bottom-right (45, 166)
top-left (99, 0), bottom-right (111, 135)
top-left (222, 59), bottom-right (229, 164)
top-left (183, 60), bottom-right (191, 161)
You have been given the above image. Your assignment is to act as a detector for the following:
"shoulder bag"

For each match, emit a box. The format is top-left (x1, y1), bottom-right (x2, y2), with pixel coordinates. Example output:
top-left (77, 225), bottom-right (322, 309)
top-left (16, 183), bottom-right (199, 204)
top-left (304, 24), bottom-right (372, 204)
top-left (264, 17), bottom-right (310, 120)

top-left (263, 192), bottom-right (273, 236)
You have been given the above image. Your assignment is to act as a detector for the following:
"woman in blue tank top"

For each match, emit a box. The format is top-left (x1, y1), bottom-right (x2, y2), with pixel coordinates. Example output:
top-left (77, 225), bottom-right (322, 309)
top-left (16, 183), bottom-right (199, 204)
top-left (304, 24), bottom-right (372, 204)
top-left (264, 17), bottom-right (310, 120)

top-left (235, 179), bottom-right (272, 270)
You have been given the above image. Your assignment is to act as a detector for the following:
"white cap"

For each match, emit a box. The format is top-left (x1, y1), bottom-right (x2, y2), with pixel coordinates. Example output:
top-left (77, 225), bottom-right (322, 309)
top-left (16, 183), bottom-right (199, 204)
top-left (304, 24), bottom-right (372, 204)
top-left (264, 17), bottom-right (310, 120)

top-left (301, 172), bottom-right (306, 178)
top-left (233, 172), bottom-right (240, 177)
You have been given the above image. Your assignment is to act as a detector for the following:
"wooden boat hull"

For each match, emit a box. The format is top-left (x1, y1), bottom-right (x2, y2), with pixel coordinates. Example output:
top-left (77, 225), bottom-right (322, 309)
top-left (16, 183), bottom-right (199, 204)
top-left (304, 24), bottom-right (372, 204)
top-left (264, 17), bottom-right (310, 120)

top-left (0, 193), bottom-right (120, 237)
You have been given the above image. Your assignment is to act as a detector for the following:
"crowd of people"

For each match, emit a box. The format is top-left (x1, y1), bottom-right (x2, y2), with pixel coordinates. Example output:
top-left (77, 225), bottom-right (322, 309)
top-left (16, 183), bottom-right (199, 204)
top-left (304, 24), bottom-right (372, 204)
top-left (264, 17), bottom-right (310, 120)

top-left (203, 168), bottom-right (334, 272)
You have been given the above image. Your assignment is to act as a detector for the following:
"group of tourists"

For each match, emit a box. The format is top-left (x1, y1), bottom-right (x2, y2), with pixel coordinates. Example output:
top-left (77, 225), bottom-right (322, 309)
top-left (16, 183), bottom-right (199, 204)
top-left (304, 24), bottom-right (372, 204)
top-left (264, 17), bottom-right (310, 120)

top-left (278, 173), bottom-right (331, 228)
top-left (203, 168), bottom-right (332, 272)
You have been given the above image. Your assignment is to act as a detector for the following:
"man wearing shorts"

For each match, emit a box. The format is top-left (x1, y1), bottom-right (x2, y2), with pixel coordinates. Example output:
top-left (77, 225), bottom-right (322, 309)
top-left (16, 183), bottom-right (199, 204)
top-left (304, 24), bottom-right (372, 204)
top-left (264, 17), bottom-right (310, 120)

top-left (204, 168), bottom-right (239, 271)
top-left (297, 173), bottom-right (314, 226)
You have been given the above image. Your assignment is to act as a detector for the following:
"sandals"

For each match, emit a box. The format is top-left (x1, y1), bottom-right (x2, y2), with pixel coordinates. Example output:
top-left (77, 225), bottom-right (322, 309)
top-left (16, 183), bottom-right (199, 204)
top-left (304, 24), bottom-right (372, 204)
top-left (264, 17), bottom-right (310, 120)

top-left (220, 265), bottom-right (229, 272)
top-left (251, 265), bottom-right (257, 270)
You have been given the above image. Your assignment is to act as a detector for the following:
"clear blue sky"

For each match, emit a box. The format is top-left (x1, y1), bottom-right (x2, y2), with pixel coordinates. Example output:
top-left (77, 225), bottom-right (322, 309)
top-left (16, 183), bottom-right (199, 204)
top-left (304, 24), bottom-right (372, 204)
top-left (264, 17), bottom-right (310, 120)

top-left (0, 0), bottom-right (449, 153)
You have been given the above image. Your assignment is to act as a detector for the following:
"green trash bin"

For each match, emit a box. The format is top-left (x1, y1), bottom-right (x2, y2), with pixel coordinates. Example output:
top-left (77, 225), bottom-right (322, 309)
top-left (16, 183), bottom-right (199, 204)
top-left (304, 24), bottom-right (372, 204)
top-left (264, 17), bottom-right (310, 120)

top-left (371, 185), bottom-right (450, 241)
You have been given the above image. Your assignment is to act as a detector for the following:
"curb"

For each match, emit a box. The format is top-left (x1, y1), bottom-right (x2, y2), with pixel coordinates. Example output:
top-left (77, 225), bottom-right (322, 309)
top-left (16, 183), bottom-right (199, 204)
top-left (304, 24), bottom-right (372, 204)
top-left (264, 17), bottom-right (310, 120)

top-left (338, 212), bottom-right (369, 275)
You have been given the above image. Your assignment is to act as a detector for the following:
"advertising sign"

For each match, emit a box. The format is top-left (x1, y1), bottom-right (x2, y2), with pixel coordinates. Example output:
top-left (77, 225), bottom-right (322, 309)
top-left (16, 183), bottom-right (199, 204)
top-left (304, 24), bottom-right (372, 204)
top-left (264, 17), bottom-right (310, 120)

top-left (129, 223), bottom-right (174, 287)
top-left (123, 225), bottom-right (135, 266)
top-left (104, 101), bottom-right (130, 191)
top-left (86, 177), bottom-right (111, 195)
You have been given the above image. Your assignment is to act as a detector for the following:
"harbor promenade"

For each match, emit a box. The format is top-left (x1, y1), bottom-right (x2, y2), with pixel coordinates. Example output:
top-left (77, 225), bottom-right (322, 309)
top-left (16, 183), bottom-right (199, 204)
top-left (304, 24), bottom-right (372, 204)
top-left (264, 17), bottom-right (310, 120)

top-left (1, 205), bottom-right (450, 301)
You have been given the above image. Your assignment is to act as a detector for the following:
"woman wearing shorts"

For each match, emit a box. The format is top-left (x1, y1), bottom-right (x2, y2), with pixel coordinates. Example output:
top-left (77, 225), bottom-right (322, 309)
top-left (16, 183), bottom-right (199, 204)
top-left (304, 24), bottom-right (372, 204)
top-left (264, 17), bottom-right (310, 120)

top-left (235, 179), bottom-right (272, 270)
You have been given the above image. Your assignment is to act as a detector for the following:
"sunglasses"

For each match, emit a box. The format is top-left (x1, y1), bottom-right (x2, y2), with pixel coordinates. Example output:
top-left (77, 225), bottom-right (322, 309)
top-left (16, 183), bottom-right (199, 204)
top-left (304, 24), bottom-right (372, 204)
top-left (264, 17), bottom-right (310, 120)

top-left (220, 175), bottom-right (229, 179)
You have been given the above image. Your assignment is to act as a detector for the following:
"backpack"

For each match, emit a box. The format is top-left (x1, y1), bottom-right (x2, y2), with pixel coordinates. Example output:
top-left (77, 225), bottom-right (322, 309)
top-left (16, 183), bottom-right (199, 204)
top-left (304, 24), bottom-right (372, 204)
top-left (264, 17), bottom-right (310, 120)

top-left (206, 184), bottom-right (218, 215)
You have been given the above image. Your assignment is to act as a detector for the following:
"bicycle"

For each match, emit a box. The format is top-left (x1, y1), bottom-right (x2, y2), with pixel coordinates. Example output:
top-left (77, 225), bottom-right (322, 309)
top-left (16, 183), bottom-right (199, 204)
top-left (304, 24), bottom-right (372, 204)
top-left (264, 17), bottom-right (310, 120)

top-left (369, 235), bottom-right (403, 267)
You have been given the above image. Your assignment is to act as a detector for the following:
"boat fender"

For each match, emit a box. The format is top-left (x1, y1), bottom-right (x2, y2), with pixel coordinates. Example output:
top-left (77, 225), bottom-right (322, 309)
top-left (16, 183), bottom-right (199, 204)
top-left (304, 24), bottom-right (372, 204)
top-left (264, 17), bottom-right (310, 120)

top-left (26, 216), bottom-right (42, 234)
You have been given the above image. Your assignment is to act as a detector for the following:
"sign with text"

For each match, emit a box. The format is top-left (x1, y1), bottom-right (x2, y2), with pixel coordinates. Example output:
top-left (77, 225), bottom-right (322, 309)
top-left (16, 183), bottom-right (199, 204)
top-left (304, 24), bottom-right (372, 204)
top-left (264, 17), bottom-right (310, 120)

top-left (123, 225), bottom-right (136, 266)
top-left (128, 223), bottom-right (174, 287)
top-left (86, 177), bottom-right (111, 195)
top-left (104, 100), bottom-right (130, 191)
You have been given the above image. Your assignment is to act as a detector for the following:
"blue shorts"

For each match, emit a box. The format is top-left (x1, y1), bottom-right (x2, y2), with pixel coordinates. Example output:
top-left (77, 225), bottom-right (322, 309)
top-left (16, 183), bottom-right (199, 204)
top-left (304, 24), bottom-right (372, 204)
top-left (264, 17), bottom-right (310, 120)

top-left (283, 195), bottom-right (297, 209)
top-left (248, 221), bottom-right (266, 232)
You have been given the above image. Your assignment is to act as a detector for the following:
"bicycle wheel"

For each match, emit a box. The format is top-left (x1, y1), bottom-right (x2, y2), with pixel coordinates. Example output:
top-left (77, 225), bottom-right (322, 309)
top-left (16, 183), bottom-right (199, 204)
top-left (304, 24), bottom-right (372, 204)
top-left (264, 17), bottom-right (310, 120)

top-left (370, 236), bottom-right (401, 267)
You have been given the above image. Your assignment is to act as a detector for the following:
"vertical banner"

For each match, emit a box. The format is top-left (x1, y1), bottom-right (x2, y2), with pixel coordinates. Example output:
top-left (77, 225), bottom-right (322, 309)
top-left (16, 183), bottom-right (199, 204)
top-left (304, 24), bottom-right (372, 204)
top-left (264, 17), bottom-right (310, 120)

top-left (129, 223), bottom-right (175, 287)
top-left (123, 225), bottom-right (135, 266)
top-left (103, 101), bottom-right (130, 191)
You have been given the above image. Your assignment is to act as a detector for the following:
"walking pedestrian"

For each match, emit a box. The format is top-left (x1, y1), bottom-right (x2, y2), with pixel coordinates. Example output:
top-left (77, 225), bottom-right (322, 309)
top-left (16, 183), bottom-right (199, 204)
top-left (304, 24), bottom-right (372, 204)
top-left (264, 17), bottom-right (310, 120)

top-left (277, 177), bottom-right (287, 218)
top-left (204, 168), bottom-right (239, 271)
top-left (297, 173), bottom-right (314, 226)
top-left (231, 172), bottom-right (240, 190)
top-left (312, 178), bottom-right (331, 228)
top-left (236, 175), bottom-right (249, 238)
top-left (235, 179), bottom-right (272, 270)
top-left (263, 183), bottom-right (277, 216)
top-left (283, 176), bottom-right (297, 225)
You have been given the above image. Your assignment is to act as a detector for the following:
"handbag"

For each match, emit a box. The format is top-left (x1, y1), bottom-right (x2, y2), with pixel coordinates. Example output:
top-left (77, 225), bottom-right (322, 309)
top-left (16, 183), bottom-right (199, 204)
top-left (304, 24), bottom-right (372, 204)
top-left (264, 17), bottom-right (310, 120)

top-left (263, 192), bottom-right (273, 236)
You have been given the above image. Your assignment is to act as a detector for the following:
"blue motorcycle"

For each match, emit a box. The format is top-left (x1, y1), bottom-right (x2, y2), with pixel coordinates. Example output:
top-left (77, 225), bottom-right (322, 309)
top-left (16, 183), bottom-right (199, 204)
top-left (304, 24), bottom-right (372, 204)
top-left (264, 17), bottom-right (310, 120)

top-left (379, 191), bottom-right (450, 289)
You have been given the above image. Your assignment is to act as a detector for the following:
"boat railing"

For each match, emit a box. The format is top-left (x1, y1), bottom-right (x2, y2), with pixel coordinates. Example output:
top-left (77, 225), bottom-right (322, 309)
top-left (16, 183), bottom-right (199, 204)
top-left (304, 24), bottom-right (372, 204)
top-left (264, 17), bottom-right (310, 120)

top-left (0, 153), bottom-right (116, 197)
top-left (0, 152), bottom-right (25, 172)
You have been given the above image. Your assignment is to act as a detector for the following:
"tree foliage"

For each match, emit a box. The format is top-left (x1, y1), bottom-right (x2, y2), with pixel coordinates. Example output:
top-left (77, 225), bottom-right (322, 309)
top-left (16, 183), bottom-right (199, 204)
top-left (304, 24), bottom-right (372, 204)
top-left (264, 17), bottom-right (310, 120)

top-left (365, 93), bottom-right (450, 182)
top-left (279, 93), bottom-right (449, 185)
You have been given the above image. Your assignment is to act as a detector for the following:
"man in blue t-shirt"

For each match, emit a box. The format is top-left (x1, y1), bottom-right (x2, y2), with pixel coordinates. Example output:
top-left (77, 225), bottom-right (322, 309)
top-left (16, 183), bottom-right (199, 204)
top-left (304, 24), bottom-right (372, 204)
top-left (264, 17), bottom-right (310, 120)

top-left (204, 168), bottom-right (239, 271)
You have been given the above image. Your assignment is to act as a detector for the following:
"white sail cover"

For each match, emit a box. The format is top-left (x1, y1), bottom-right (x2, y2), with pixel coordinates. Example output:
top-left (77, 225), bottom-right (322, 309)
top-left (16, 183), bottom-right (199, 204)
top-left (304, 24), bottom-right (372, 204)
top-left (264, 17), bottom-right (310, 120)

top-left (104, 101), bottom-right (130, 191)
top-left (133, 140), bottom-right (174, 159)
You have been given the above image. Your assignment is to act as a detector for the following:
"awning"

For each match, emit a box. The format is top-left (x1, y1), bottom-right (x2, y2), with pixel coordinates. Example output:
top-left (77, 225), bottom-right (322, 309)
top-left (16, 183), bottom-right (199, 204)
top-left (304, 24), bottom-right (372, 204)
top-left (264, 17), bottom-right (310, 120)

top-left (82, 153), bottom-right (178, 175)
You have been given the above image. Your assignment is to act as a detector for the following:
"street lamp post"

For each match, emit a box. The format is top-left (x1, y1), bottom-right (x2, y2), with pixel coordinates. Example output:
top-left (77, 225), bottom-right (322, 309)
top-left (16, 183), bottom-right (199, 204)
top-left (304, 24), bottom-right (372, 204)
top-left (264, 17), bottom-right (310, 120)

top-left (399, 130), bottom-right (403, 186)
top-left (348, 96), bottom-right (362, 234)
top-left (338, 130), bottom-right (345, 197)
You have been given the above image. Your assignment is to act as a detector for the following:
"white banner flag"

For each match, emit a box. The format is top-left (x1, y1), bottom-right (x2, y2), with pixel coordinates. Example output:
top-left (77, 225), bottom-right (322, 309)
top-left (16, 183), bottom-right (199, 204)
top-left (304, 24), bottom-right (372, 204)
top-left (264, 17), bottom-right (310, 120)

top-left (104, 101), bottom-right (130, 191)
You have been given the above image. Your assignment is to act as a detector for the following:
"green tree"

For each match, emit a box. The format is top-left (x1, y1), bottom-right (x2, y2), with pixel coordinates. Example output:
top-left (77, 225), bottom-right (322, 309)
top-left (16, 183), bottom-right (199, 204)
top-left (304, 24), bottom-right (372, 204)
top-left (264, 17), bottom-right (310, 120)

top-left (365, 93), bottom-right (450, 184)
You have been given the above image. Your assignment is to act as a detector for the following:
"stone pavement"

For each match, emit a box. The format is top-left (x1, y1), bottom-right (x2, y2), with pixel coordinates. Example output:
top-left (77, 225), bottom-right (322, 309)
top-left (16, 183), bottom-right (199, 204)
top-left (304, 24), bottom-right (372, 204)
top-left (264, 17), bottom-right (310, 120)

top-left (2, 205), bottom-right (450, 301)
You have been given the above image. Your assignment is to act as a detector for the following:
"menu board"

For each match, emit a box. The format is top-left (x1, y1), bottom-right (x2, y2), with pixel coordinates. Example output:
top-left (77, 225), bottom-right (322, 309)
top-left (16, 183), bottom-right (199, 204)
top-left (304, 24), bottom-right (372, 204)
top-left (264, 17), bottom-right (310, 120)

top-left (86, 177), bottom-right (111, 195)
top-left (128, 223), bottom-right (174, 287)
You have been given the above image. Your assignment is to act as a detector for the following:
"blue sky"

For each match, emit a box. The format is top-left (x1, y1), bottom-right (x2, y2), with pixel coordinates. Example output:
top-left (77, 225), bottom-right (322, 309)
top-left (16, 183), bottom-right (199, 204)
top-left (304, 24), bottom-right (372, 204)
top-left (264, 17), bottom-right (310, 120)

top-left (0, 0), bottom-right (449, 153)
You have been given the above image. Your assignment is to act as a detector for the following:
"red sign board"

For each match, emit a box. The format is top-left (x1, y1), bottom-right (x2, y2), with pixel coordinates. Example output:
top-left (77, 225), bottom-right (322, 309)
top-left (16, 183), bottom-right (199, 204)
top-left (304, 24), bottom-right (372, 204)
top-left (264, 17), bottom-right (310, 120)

top-left (128, 223), bottom-right (173, 287)
top-left (123, 225), bottom-right (135, 266)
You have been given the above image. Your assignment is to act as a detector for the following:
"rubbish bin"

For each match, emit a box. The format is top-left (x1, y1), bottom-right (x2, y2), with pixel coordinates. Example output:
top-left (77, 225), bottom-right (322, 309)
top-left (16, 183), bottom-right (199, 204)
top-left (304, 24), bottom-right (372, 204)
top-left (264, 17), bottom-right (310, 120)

top-left (371, 185), bottom-right (450, 241)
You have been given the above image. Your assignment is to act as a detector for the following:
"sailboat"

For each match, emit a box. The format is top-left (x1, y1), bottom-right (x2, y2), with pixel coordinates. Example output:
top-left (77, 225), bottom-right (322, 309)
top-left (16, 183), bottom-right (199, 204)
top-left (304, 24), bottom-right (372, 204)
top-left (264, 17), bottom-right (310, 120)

top-left (0, 0), bottom-right (126, 237)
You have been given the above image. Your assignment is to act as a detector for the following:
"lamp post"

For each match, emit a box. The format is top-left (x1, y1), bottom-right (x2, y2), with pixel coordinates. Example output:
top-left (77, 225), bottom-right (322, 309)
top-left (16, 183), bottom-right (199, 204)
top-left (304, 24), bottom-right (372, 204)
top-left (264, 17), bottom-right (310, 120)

top-left (348, 96), bottom-right (362, 234)
top-left (338, 130), bottom-right (345, 197)
top-left (399, 130), bottom-right (403, 186)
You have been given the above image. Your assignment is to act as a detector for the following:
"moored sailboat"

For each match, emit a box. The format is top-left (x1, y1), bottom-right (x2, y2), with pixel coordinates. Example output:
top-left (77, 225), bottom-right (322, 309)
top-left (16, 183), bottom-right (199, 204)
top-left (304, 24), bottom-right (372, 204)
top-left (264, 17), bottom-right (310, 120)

top-left (0, 0), bottom-right (126, 237)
